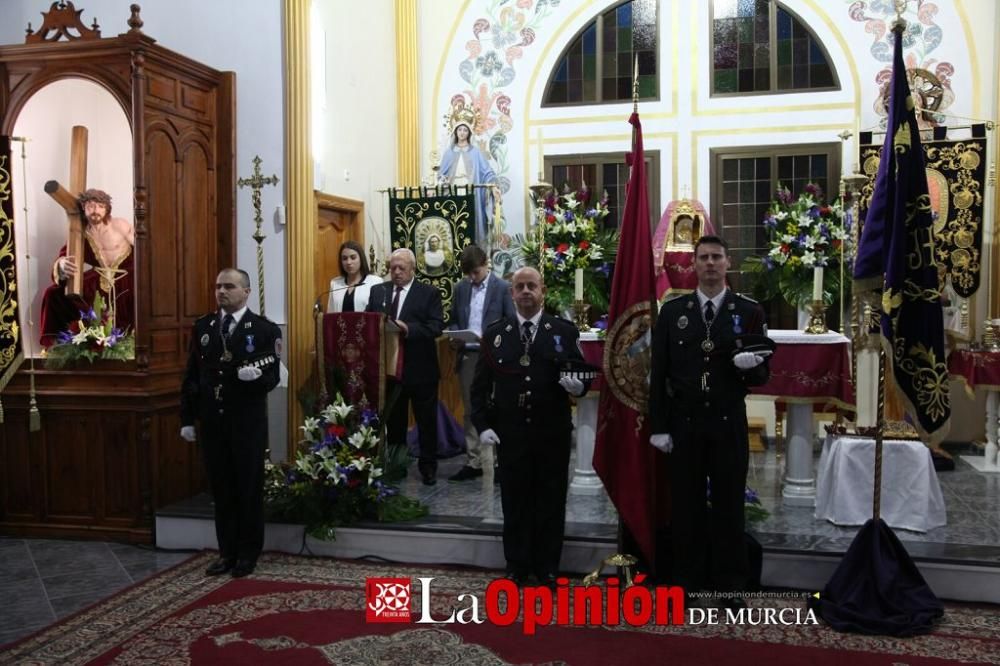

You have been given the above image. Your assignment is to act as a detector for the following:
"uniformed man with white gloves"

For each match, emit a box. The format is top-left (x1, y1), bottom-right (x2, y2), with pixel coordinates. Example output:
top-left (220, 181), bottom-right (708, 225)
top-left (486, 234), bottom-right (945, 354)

top-left (181, 268), bottom-right (281, 579)
top-left (471, 266), bottom-right (588, 586)
top-left (648, 236), bottom-right (770, 608)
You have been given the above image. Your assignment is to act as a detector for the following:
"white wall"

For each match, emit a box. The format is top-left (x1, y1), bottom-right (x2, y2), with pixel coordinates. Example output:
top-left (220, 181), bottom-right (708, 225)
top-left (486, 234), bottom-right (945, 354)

top-left (10, 79), bottom-right (133, 356)
top-left (313, 0), bottom-right (398, 260)
top-left (0, 0), bottom-right (286, 323)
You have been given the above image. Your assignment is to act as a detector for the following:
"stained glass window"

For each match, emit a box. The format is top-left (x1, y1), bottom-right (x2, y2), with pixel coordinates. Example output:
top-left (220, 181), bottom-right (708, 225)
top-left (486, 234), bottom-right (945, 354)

top-left (712, 0), bottom-right (836, 95)
top-left (544, 0), bottom-right (658, 106)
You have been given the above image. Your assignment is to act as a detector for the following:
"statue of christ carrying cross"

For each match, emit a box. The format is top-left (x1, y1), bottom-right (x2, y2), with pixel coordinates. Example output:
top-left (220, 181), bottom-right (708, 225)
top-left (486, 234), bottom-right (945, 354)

top-left (39, 188), bottom-right (134, 347)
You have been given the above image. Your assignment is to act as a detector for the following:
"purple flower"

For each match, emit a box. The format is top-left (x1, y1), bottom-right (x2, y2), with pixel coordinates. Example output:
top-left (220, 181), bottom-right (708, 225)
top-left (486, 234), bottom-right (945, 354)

top-left (361, 408), bottom-right (379, 427)
top-left (563, 210), bottom-right (574, 222)
top-left (818, 223), bottom-right (829, 238)
top-left (596, 262), bottom-right (611, 276)
top-left (585, 208), bottom-right (598, 218)
top-left (744, 487), bottom-right (760, 504)
top-left (808, 206), bottom-right (821, 219)
top-left (56, 330), bottom-right (74, 344)
top-left (593, 315), bottom-right (609, 331)
top-left (776, 188), bottom-right (794, 205)
top-left (803, 183), bottom-right (822, 198)
top-left (763, 215), bottom-right (777, 229)
top-left (763, 256), bottom-right (775, 271)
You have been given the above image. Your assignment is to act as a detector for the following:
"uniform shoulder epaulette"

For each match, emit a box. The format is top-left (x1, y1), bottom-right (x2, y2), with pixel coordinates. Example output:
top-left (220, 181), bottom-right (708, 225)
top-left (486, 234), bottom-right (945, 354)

top-left (735, 293), bottom-right (759, 304)
top-left (195, 312), bottom-right (216, 325)
top-left (661, 293), bottom-right (688, 306)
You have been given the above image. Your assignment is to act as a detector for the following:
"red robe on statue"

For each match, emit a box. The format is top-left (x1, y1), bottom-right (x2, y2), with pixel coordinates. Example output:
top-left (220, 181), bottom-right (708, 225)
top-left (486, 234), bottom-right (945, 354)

top-left (39, 236), bottom-right (134, 347)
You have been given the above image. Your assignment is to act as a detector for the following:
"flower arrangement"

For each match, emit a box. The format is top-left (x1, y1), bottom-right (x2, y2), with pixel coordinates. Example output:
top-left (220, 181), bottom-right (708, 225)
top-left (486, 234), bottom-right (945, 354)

top-left (264, 393), bottom-right (426, 539)
top-left (708, 482), bottom-right (770, 526)
top-left (742, 183), bottom-right (849, 309)
top-left (44, 292), bottom-right (135, 368)
top-left (511, 187), bottom-right (619, 316)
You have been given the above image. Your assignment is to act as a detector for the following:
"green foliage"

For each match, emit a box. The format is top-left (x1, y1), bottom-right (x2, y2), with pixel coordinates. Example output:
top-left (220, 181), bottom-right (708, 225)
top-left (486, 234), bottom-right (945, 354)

top-left (509, 189), bottom-right (619, 317)
top-left (44, 292), bottom-right (135, 368)
top-left (263, 394), bottom-right (427, 540)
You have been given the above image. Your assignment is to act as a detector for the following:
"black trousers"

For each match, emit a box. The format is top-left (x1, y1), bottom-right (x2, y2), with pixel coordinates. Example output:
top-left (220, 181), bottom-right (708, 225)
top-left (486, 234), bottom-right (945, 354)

top-left (386, 378), bottom-right (439, 474)
top-left (496, 425), bottom-right (571, 577)
top-left (668, 402), bottom-right (750, 592)
top-left (201, 412), bottom-right (267, 563)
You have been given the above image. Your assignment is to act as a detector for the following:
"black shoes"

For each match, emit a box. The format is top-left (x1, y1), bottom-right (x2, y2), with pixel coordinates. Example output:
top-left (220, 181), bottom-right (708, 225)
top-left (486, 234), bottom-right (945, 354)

top-left (205, 557), bottom-right (235, 576)
top-left (231, 559), bottom-right (257, 578)
top-left (448, 465), bottom-right (483, 482)
top-left (421, 471), bottom-right (437, 486)
top-left (505, 569), bottom-right (530, 585)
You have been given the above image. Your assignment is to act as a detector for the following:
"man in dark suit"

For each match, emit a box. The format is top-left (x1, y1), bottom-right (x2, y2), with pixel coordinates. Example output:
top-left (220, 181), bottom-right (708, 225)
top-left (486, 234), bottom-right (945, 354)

top-left (367, 248), bottom-right (445, 485)
top-left (447, 245), bottom-right (515, 482)
top-left (471, 267), bottom-right (588, 585)
top-left (180, 268), bottom-right (282, 578)
top-left (648, 235), bottom-right (770, 607)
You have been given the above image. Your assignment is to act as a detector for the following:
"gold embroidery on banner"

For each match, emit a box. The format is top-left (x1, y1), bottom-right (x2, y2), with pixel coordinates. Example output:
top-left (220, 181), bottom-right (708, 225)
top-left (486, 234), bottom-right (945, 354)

top-left (0, 151), bottom-right (22, 375)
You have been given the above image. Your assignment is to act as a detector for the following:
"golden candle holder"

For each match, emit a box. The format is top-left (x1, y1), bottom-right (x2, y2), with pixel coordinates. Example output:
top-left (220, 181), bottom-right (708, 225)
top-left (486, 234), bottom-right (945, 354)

top-left (804, 299), bottom-right (829, 334)
top-left (573, 300), bottom-right (591, 331)
top-left (982, 319), bottom-right (1000, 352)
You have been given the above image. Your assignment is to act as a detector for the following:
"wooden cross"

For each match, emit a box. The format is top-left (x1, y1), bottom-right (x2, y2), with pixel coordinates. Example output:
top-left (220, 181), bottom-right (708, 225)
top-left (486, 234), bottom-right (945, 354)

top-left (237, 155), bottom-right (279, 317)
top-left (43, 124), bottom-right (88, 298)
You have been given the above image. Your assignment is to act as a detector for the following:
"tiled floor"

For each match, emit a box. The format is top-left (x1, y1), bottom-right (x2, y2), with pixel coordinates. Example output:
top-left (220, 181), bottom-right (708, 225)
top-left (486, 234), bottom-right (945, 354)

top-left (0, 539), bottom-right (193, 647)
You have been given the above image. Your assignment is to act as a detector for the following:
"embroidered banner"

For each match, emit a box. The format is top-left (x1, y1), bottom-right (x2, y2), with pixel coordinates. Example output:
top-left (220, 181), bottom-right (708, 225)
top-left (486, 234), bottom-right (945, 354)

top-left (0, 136), bottom-right (24, 393)
top-left (859, 132), bottom-right (987, 298)
top-left (321, 312), bottom-right (388, 412)
top-left (387, 186), bottom-right (475, 325)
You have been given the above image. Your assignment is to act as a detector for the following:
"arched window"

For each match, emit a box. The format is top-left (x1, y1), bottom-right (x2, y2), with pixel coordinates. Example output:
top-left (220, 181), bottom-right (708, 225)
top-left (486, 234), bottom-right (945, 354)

top-left (543, 0), bottom-right (658, 106)
top-left (711, 0), bottom-right (837, 95)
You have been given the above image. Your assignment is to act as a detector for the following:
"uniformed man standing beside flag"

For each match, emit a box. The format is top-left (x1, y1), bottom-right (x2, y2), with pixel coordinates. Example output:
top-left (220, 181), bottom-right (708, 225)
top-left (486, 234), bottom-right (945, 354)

top-left (471, 266), bottom-right (588, 585)
top-left (648, 235), bottom-right (770, 607)
top-left (181, 268), bottom-right (282, 578)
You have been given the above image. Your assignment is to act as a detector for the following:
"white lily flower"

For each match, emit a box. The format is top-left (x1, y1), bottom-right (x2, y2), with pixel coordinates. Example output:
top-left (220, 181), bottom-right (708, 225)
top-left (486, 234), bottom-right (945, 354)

top-left (801, 250), bottom-right (816, 267)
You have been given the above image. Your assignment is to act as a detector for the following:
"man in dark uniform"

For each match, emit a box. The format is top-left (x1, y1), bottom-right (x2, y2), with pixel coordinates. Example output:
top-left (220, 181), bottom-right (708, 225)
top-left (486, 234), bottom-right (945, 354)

top-left (180, 268), bottom-right (282, 578)
top-left (648, 235), bottom-right (769, 607)
top-left (471, 266), bottom-right (588, 585)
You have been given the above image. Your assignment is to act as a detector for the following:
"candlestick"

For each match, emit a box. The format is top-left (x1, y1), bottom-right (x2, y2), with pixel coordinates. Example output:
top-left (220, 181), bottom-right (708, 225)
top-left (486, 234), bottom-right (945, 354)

top-left (537, 127), bottom-right (544, 180)
top-left (575, 268), bottom-right (584, 301)
top-left (813, 266), bottom-right (824, 302)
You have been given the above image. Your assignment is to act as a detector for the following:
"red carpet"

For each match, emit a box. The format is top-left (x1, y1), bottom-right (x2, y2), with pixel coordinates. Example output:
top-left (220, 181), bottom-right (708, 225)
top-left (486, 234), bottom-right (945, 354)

top-left (3, 551), bottom-right (998, 665)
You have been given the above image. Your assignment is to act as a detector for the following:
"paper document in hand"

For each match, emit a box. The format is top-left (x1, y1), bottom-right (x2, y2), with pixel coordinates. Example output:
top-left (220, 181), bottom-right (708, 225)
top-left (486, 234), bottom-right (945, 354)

top-left (444, 329), bottom-right (481, 343)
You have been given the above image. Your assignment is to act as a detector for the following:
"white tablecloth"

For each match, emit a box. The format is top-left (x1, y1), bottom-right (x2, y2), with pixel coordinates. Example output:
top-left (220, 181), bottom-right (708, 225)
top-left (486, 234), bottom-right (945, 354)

top-left (815, 435), bottom-right (947, 532)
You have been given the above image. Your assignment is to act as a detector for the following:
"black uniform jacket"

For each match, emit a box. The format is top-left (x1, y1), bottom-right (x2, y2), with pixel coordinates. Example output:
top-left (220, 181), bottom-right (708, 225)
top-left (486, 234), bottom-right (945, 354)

top-left (181, 309), bottom-right (282, 427)
top-left (649, 291), bottom-right (769, 435)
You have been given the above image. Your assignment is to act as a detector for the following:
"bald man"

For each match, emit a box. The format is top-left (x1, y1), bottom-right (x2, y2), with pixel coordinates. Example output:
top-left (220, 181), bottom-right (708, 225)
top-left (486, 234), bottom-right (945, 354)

top-left (367, 248), bottom-right (445, 485)
top-left (471, 267), bottom-right (588, 585)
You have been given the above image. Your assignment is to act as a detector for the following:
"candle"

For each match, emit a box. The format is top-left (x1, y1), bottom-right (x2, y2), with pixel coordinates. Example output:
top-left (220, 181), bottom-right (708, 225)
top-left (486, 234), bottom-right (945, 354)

top-left (813, 266), bottom-right (824, 301)
top-left (575, 268), bottom-right (584, 301)
top-left (537, 127), bottom-right (544, 180)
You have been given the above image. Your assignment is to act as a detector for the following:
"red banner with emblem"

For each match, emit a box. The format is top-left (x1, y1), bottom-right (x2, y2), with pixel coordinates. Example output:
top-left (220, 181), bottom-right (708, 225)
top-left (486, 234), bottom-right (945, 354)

top-left (322, 312), bottom-right (393, 411)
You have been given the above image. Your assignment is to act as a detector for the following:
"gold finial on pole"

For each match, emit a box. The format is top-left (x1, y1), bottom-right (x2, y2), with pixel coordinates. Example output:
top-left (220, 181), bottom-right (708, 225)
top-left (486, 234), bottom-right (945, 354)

top-left (237, 155), bottom-right (279, 318)
top-left (632, 54), bottom-right (640, 113)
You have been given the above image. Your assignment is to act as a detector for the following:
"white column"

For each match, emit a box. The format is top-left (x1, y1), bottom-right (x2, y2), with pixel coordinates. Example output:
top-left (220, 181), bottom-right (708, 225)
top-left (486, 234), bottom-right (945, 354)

top-left (570, 392), bottom-right (604, 494)
top-left (963, 389), bottom-right (1000, 472)
top-left (782, 402), bottom-right (817, 506)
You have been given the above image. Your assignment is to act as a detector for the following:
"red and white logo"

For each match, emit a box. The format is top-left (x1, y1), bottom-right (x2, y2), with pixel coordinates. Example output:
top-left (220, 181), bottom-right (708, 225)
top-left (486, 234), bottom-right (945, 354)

top-left (365, 577), bottom-right (411, 623)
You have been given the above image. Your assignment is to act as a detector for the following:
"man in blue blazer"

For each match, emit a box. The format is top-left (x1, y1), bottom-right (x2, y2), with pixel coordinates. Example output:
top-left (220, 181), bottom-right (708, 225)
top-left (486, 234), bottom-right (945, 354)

top-left (447, 245), bottom-right (515, 481)
top-left (367, 248), bottom-right (445, 485)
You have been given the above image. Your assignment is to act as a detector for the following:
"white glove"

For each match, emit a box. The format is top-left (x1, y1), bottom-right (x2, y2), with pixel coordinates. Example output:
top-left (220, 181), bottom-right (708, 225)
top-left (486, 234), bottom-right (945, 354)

top-left (558, 376), bottom-right (585, 396)
top-left (650, 434), bottom-right (673, 453)
top-left (733, 352), bottom-right (765, 370)
top-left (237, 366), bottom-right (263, 381)
top-left (479, 428), bottom-right (500, 446)
top-left (180, 425), bottom-right (197, 442)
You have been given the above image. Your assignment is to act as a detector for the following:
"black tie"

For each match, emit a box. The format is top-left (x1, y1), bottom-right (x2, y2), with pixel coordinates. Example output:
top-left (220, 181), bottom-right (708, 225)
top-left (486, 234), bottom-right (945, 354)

top-left (704, 301), bottom-right (715, 323)
top-left (521, 320), bottom-right (533, 344)
top-left (221, 313), bottom-right (234, 339)
top-left (389, 286), bottom-right (402, 319)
